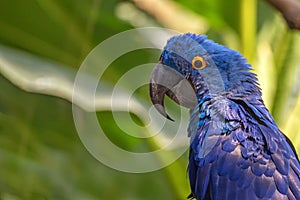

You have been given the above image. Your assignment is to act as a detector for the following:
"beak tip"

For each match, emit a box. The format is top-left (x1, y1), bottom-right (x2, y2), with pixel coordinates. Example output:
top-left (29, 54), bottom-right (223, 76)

top-left (166, 115), bottom-right (175, 122)
top-left (152, 103), bottom-right (174, 122)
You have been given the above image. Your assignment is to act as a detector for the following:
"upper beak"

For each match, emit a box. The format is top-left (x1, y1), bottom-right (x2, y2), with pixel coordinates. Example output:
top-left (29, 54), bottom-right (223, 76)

top-left (149, 62), bottom-right (197, 121)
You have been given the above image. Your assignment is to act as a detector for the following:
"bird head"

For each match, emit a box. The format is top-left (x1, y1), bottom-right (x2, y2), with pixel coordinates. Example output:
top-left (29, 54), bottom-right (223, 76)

top-left (150, 33), bottom-right (261, 120)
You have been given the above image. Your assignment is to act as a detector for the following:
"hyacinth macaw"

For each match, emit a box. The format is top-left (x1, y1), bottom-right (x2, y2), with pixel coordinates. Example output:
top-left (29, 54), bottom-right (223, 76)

top-left (149, 33), bottom-right (300, 200)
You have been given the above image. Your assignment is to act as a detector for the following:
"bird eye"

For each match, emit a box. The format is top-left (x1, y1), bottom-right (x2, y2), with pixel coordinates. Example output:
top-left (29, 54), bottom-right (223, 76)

top-left (192, 56), bottom-right (206, 70)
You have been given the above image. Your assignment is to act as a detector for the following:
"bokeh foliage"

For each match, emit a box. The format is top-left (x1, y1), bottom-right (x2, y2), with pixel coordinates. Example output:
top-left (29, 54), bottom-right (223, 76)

top-left (0, 0), bottom-right (299, 199)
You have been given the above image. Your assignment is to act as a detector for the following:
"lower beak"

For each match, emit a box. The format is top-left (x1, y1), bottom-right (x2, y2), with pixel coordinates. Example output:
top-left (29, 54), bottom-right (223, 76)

top-left (149, 63), bottom-right (197, 121)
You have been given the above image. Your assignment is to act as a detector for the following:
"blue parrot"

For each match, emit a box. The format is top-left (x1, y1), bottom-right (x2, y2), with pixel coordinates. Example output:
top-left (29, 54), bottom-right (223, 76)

top-left (149, 33), bottom-right (300, 200)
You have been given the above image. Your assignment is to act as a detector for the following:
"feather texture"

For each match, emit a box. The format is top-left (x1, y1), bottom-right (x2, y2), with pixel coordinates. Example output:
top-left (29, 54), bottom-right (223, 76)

top-left (151, 33), bottom-right (300, 200)
top-left (187, 94), bottom-right (300, 200)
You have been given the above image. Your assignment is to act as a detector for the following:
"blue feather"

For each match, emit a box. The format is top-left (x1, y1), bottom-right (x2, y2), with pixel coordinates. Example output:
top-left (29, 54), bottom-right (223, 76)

top-left (271, 152), bottom-right (290, 175)
top-left (251, 162), bottom-right (266, 176)
top-left (273, 171), bottom-right (289, 194)
top-left (264, 164), bottom-right (276, 177)
top-left (222, 139), bottom-right (237, 153)
top-left (288, 166), bottom-right (300, 199)
top-left (195, 163), bottom-right (212, 200)
top-left (237, 168), bottom-right (255, 189)
top-left (157, 33), bottom-right (300, 199)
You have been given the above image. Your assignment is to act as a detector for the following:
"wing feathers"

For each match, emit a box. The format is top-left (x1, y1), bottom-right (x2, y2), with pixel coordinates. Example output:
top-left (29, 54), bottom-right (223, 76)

top-left (188, 97), bottom-right (300, 200)
top-left (271, 151), bottom-right (290, 175)
top-left (288, 164), bottom-right (300, 199)
top-left (274, 170), bottom-right (289, 194)
top-left (195, 163), bottom-right (212, 200)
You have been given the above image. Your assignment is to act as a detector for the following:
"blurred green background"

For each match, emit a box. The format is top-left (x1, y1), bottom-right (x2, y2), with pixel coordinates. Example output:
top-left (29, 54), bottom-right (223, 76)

top-left (0, 0), bottom-right (300, 199)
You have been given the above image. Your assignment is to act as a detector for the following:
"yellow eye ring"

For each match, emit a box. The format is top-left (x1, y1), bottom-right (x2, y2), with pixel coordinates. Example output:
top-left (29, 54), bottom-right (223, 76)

top-left (192, 56), bottom-right (206, 70)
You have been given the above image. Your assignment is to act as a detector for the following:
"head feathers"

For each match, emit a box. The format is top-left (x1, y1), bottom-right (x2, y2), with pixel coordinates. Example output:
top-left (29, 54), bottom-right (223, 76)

top-left (160, 33), bottom-right (261, 99)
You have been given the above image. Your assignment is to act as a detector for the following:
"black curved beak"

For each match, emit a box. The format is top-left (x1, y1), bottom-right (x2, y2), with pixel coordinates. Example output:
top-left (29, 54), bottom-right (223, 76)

top-left (149, 62), bottom-right (197, 121)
